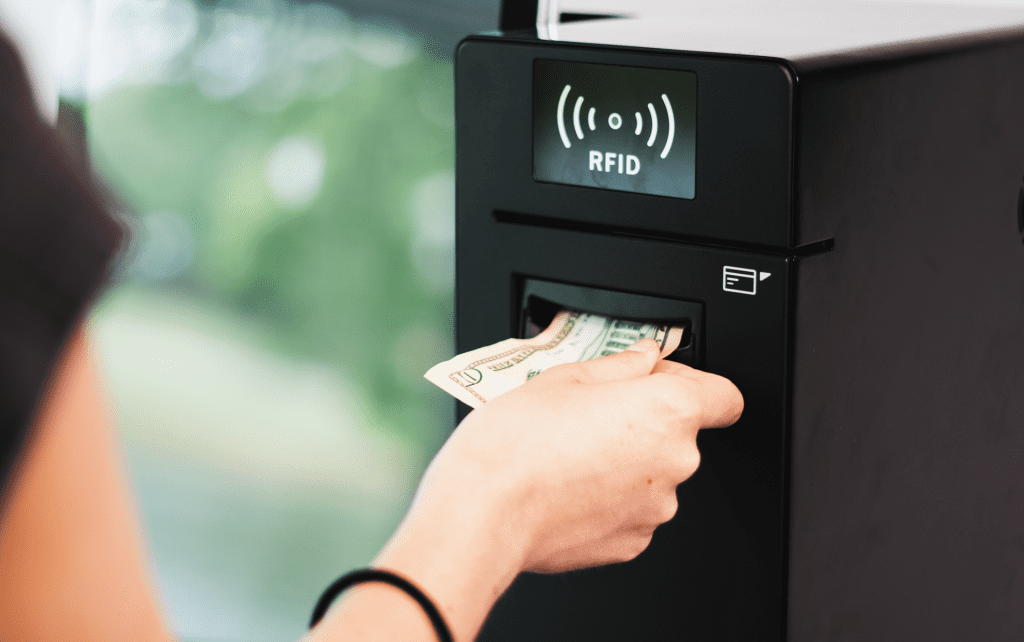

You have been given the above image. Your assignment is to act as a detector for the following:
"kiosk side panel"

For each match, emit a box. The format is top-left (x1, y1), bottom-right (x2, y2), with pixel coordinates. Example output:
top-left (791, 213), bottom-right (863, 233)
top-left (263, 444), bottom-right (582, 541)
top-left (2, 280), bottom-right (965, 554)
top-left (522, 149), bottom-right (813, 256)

top-left (790, 37), bottom-right (1024, 641)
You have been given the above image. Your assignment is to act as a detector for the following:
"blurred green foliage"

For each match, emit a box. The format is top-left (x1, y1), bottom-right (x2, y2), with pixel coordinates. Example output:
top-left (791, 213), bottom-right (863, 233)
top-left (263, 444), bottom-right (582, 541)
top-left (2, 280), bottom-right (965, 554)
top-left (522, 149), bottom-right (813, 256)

top-left (83, 5), bottom-right (465, 635)
top-left (88, 49), bottom-right (455, 442)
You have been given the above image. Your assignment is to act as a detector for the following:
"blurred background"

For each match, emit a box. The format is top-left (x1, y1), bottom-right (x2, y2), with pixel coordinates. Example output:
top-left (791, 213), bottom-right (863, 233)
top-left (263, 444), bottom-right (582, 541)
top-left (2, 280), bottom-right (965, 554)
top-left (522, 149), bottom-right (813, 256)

top-left (2, 0), bottom-right (494, 640)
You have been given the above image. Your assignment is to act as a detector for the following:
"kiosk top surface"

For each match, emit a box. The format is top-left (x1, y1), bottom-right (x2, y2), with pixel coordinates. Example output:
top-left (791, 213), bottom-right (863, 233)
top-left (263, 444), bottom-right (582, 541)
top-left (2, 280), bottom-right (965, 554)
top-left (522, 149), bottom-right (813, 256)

top-left (524, 1), bottom-right (1024, 72)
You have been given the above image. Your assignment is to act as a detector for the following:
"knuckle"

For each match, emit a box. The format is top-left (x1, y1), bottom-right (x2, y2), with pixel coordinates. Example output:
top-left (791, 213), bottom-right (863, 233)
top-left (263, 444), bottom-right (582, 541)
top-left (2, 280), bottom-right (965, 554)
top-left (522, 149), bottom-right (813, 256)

top-left (703, 373), bottom-right (745, 427)
top-left (675, 395), bottom-right (704, 426)
top-left (658, 494), bottom-right (679, 524)
top-left (674, 445), bottom-right (701, 479)
top-left (618, 533), bottom-right (654, 563)
top-left (647, 374), bottom-right (703, 427)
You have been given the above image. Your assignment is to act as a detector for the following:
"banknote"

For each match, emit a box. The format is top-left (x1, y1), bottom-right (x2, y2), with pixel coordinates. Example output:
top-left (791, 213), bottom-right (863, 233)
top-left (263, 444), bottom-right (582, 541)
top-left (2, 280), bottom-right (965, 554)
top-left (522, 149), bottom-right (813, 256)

top-left (424, 311), bottom-right (684, 408)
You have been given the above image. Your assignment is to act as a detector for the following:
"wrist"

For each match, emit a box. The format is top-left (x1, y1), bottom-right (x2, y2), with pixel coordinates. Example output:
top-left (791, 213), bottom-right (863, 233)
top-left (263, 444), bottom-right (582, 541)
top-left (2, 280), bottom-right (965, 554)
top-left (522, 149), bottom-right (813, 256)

top-left (307, 581), bottom-right (437, 642)
top-left (372, 483), bottom-right (529, 641)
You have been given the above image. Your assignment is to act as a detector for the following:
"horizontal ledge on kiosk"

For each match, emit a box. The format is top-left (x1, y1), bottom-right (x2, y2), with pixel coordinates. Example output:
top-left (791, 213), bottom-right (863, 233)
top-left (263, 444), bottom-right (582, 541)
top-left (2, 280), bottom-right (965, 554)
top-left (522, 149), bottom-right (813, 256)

top-left (490, 210), bottom-right (835, 258)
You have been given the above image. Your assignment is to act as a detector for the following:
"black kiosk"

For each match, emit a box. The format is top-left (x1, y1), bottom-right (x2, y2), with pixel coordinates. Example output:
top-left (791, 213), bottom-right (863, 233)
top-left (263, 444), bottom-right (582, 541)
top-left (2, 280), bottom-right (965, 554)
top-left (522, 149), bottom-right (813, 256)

top-left (454, 2), bottom-right (1024, 640)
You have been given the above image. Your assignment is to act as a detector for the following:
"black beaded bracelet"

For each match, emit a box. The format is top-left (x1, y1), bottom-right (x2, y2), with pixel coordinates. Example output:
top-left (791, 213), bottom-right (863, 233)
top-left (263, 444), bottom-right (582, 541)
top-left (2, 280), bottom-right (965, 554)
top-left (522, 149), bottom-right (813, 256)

top-left (309, 568), bottom-right (454, 642)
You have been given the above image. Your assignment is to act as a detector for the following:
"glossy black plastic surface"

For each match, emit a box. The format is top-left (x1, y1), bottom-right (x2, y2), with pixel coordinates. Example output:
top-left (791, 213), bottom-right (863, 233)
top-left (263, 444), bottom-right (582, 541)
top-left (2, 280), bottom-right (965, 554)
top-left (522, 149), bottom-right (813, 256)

top-left (457, 37), bottom-right (794, 247)
top-left (456, 215), bottom-right (791, 641)
top-left (456, 10), bottom-right (1024, 642)
top-left (786, 39), bottom-right (1024, 642)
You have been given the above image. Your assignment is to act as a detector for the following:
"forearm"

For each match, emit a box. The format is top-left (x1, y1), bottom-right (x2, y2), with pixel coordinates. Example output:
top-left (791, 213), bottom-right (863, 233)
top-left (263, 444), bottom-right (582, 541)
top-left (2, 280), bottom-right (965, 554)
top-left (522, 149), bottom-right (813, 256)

top-left (0, 325), bottom-right (740, 642)
top-left (307, 469), bottom-right (527, 642)
top-left (0, 325), bottom-right (521, 642)
top-left (0, 327), bottom-right (172, 642)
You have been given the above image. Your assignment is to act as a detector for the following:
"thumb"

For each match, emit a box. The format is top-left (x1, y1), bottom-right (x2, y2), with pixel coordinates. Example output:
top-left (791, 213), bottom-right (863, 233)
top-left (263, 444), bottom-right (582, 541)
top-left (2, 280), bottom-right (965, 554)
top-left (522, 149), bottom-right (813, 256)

top-left (572, 338), bottom-right (662, 383)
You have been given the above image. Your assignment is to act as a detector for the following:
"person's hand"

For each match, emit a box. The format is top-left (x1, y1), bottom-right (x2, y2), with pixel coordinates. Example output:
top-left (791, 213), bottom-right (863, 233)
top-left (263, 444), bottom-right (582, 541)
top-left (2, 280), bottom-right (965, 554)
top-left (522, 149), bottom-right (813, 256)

top-left (421, 338), bottom-right (742, 572)
top-left (366, 339), bottom-right (743, 641)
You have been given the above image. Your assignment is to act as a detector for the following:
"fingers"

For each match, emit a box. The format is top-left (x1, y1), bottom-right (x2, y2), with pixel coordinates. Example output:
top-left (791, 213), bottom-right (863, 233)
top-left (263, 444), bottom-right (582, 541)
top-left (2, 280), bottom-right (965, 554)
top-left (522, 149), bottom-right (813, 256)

top-left (649, 361), bottom-right (745, 429)
top-left (687, 372), bottom-right (744, 428)
top-left (560, 338), bottom-right (662, 384)
top-left (541, 342), bottom-right (743, 428)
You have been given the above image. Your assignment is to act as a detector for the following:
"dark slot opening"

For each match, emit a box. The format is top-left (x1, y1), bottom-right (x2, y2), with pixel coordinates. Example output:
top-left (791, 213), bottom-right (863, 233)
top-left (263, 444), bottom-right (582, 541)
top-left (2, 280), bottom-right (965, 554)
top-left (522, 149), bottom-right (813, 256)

top-left (1017, 184), bottom-right (1024, 244)
top-left (560, 12), bottom-right (623, 23)
top-left (494, 210), bottom-right (836, 258)
top-left (519, 278), bottom-right (703, 368)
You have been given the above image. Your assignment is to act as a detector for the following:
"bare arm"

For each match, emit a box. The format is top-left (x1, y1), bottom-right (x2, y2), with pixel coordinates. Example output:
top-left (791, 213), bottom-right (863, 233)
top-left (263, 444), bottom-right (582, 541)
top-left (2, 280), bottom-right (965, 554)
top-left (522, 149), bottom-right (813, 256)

top-left (0, 328), bottom-right (742, 642)
top-left (0, 326), bottom-right (172, 641)
top-left (308, 340), bottom-right (743, 642)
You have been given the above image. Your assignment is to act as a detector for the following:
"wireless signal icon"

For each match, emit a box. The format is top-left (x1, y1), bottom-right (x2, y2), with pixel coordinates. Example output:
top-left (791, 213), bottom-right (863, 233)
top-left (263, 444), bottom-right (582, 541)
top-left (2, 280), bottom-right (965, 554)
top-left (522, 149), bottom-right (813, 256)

top-left (556, 84), bottom-right (676, 159)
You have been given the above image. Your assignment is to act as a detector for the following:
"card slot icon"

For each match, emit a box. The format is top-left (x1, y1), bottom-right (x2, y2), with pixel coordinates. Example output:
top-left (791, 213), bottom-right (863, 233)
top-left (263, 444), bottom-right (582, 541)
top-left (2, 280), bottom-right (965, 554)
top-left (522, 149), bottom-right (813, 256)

top-left (723, 266), bottom-right (758, 295)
